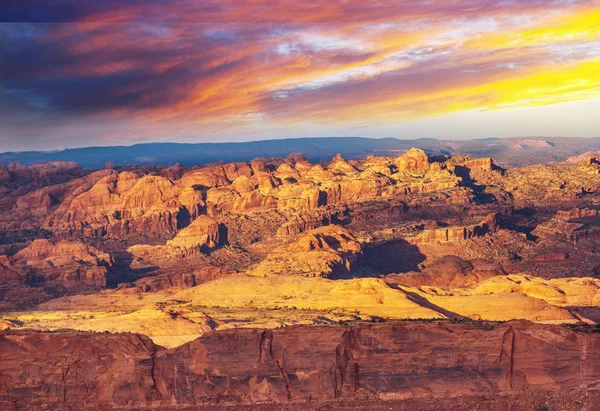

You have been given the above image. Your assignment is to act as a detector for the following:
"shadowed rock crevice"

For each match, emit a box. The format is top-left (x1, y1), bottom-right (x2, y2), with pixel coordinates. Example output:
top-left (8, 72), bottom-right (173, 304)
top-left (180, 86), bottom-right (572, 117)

top-left (362, 239), bottom-right (426, 275)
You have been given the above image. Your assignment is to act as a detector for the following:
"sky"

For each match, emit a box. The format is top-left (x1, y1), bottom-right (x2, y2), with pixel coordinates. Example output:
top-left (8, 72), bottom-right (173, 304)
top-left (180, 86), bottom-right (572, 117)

top-left (1, 0), bottom-right (599, 152)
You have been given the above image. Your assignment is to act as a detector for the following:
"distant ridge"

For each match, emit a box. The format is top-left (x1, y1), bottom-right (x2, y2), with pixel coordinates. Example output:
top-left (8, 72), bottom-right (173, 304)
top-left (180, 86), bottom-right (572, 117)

top-left (2, 136), bottom-right (600, 169)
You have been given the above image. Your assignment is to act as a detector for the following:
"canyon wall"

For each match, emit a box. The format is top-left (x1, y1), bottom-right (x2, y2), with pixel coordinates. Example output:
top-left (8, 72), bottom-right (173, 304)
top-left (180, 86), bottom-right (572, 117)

top-left (2, 321), bottom-right (600, 409)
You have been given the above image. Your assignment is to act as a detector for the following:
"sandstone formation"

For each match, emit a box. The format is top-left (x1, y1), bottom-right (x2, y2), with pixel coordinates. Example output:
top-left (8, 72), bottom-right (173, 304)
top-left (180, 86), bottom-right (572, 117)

top-left (407, 213), bottom-right (499, 245)
top-left (166, 215), bottom-right (221, 251)
top-left (2, 321), bottom-right (600, 409)
top-left (6, 160), bottom-right (82, 181)
top-left (251, 225), bottom-right (362, 278)
top-left (386, 255), bottom-right (504, 288)
top-left (394, 147), bottom-right (430, 171)
top-left (21, 269), bottom-right (588, 334)
top-left (0, 240), bottom-right (113, 309)
top-left (565, 151), bottom-right (600, 164)
top-left (128, 215), bottom-right (225, 261)
top-left (0, 164), bottom-right (10, 183)
top-left (0, 148), bottom-right (494, 240)
top-left (556, 207), bottom-right (600, 220)
top-left (4, 148), bottom-right (600, 409)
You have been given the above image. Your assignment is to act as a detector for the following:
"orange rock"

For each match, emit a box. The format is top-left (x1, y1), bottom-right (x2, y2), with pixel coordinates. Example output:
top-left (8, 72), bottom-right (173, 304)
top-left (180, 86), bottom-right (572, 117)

top-left (394, 148), bottom-right (430, 172)
top-left (223, 162), bottom-right (253, 181)
top-left (166, 215), bottom-right (221, 252)
top-left (274, 163), bottom-right (301, 181)
top-left (4, 322), bottom-right (600, 408)
top-left (328, 154), bottom-right (357, 175)
top-left (11, 239), bottom-right (113, 290)
top-left (161, 163), bottom-right (185, 180)
top-left (386, 255), bottom-right (503, 289)
top-left (408, 213), bottom-right (499, 245)
top-left (231, 192), bottom-right (278, 213)
top-left (251, 225), bottom-right (362, 278)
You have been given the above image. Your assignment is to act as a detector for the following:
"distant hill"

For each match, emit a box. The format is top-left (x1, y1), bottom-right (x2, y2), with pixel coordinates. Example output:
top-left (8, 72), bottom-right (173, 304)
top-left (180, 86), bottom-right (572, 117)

top-left (1, 136), bottom-right (600, 169)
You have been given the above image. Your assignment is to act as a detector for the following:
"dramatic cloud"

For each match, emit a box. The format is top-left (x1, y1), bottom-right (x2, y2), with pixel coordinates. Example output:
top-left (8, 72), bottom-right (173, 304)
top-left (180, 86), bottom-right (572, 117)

top-left (0, 0), bottom-right (599, 150)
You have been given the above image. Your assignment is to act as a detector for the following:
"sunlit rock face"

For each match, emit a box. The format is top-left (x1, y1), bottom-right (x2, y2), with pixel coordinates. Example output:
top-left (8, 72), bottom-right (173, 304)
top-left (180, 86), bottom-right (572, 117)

top-left (251, 225), bottom-right (362, 278)
top-left (0, 148), bottom-right (490, 240)
top-left (12, 239), bottom-right (112, 289)
top-left (394, 147), bottom-right (430, 172)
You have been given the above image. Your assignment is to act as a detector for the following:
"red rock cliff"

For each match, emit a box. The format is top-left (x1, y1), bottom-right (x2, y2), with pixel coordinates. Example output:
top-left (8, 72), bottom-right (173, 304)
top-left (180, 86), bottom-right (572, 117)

top-left (2, 321), bottom-right (600, 409)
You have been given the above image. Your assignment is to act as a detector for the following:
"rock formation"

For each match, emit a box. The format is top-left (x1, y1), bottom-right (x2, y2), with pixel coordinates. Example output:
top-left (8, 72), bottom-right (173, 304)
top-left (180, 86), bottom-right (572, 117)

top-left (394, 147), bottom-right (430, 171)
top-left (407, 213), bottom-right (499, 245)
top-left (251, 225), bottom-right (362, 278)
top-left (166, 215), bottom-right (221, 252)
top-left (6, 160), bottom-right (82, 181)
top-left (4, 148), bottom-right (600, 409)
top-left (386, 255), bottom-right (504, 288)
top-left (2, 321), bottom-right (600, 409)
top-left (0, 164), bottom-right (10, 183)
top-left (129, 215), bottom-right (225, 261)
top-left (12, 239), bottom-right (113, 289)
top-left (0, 239), bottom-right (113, 309)
top-left (0, 148), bottom-right (482, 240)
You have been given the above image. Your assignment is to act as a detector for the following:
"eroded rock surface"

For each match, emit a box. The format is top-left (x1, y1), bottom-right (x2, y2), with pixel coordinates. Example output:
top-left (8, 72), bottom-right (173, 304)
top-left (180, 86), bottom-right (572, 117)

top-left (2, 321), bottom-right (600, 409)
top-left (251, 225), bottom-right (362, 278)
top-left (0, 240), bottom-right (113, 309)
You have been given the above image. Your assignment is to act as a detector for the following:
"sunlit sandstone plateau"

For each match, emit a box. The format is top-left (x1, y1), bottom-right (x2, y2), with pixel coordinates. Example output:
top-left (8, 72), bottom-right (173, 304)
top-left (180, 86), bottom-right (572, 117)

top-left (3, 148), bottom-right (600, 408)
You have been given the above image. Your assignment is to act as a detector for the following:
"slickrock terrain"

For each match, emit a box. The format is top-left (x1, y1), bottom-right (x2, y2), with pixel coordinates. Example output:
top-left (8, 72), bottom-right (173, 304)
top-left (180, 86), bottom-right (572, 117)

top-left (4, 148), bottom-right (600, 408)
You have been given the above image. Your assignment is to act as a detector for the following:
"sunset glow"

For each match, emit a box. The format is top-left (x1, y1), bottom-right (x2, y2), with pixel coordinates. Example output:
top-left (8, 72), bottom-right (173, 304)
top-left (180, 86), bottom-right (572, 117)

top-left (1, 0), bottom-right (599, 150)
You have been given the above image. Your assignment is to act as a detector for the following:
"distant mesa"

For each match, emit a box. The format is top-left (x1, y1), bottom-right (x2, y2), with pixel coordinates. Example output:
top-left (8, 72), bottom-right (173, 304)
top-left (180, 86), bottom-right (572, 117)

top-left (511, 139), bottom-right (554, 150)
top-left (136, 156), bottom-right (157, 163)
top-left (3, 136), bottom-right (598, 170)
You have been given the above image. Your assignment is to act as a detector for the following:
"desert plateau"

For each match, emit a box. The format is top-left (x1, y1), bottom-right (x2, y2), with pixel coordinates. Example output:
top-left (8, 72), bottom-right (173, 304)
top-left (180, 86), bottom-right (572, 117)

top-left (3, 0), bottom-right (600, 409)
top-left (3, 145), bottom-right (600, 409)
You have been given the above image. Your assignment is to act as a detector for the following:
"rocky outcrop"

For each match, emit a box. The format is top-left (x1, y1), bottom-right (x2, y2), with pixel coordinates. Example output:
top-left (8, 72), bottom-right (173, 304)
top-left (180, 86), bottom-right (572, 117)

top-left (532, 212), bottom-right (600, 244)
top-left (5, 150), bottom-right (600, 243)
top-left (129, 216), bottom-right (225, 261)
top-left (16, 149), bottom-right (477, 239)
top-left (556, 207), bottom-right (600, 220)
top-left (578, 156), bottom-right (600, 174)
top-left (276, 209), bottom-right (347, 237)
top-left (166, 215), bottom-right (221, 252)
top-left (252, 225), bottom-right (362, 278)
top-left (386, 255), bottom-right (504, 289)
top-left (0, 169), bottom-right (112, 231)
top-left (0, 239), bottom-right (113, 309)
top-left (129, 266), bottom-right (228, 293)
top-left (394, 148), bottom-right (430, 172)
top-left (11, 239), bottom-right (113, 290)
top-left (49, 172), bottom-right (186, 238)
top-left (408, 213), bottom-right (499, 245)
top-left (2, 321), bottom-right (600, 409)
top-left (7, 160), bottom-right (82, 181)
top-left (328, 154), bottom-right (357, 175)
top-left (160, 163), bottom-right (185, 180)
top-left (276, 213), bottom-right (326, 237)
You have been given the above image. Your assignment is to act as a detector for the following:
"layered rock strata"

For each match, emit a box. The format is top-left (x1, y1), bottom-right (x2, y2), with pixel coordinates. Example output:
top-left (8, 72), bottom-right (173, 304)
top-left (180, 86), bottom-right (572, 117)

top-left (2, 321), bottom-right (600, 409)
